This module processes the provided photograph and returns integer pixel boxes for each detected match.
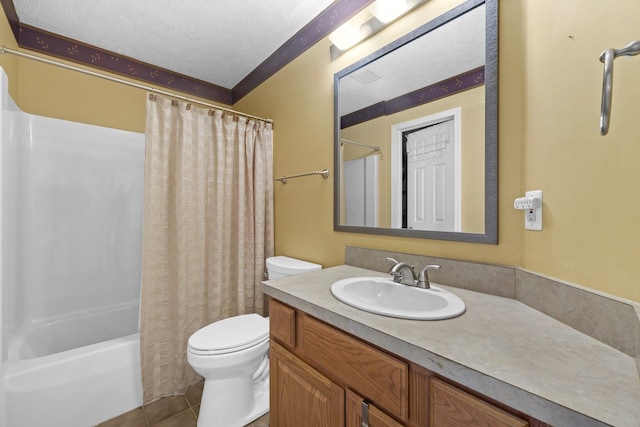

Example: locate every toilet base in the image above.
[238,383,269,426]
[197,377,269,427]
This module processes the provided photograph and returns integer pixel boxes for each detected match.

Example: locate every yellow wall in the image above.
[235,0,522,273]
[0,8,19,100]
[520,0,640,301]
[3,0,639,302]
[341,86,485,231]
[237,0,640,303]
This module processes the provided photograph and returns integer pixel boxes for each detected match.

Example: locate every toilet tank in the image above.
[266,256,321,279]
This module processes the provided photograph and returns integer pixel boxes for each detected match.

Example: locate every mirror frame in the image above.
[333,0,497,244]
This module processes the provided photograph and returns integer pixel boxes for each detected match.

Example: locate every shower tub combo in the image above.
[0,69,145,426]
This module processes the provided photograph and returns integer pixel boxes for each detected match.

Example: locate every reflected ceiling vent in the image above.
[351,69,383,84]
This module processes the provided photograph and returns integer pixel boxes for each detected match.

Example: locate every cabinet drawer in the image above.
[300,314,408,421]
[430,378,528,427]
[269,299,296,349]
[346,389,404,427]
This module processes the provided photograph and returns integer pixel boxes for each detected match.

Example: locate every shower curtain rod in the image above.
[0,45,273,124]
[340,138,381,152]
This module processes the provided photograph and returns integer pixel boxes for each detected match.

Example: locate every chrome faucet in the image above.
[386,257,417,286]
[416,265,441,289]
[387,257,441,288]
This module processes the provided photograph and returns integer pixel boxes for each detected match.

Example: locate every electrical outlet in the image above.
[514,197,541,210]
[514,191,542,230]
[524,190,542,231]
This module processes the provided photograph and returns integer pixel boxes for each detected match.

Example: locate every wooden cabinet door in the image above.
[346,389,405,427]
[300,314,408,421]
[270,341,345,427]
[430,378,528,427]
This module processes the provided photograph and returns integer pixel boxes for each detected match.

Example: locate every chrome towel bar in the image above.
[599,40,640,135]
[275,169,330,184]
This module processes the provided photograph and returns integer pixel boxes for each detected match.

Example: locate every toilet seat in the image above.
[188,314,269,355]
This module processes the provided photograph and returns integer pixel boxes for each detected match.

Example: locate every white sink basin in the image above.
[331,277,466,320]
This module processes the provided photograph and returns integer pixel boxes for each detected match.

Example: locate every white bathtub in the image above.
[3,303,143,427]
[10,301,140,360]
[0,67,145,427]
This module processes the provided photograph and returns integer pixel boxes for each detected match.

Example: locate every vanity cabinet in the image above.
[430,378,528,427]
[298,313,408,421]
[270,340,344,426]
[269,299,545,427]
[346,389,404,427]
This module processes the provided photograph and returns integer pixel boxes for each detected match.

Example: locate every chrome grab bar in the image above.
[599,40,640,135]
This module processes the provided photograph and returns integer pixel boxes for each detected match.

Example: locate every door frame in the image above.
[390,107,461,230]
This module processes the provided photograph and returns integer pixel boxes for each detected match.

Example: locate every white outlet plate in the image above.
[524,190,542,231]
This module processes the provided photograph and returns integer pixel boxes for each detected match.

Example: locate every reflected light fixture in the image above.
[369,0,410,23]
[329,0,427,58]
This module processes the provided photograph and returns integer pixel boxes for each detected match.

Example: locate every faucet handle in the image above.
[386,257,401,281]
[417,265,441,289]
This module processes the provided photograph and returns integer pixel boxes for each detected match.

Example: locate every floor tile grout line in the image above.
[141,405,151,427]
[150,407,195,427]
[183,395,199,419]
[99,381,210,426]
[187,404,199,420]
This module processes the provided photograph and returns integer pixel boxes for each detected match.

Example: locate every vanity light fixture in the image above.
[328,10,374,51]
[329,0,427,58]
[369,0,411,23]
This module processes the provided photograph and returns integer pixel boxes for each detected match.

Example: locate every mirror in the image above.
[334,0,497,244]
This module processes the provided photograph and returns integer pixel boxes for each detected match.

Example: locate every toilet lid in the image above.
[188,314,269,353]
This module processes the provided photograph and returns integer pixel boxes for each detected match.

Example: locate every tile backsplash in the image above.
[345,246,640,362]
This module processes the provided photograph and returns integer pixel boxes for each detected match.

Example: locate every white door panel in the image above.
[406,119,455,231]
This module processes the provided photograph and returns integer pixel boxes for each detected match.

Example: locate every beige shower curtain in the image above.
[140,94,274,404]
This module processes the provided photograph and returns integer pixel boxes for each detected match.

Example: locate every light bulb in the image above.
[369,0,410,24]
[329,16,373,51]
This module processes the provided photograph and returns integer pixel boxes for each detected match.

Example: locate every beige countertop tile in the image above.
[263,265,640,427]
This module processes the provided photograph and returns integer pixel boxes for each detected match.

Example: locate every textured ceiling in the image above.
[5,0,485,109]
[11,0,334,90]
[340,4,485,115]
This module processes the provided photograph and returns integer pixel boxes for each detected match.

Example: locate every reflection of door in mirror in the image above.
[390,105,484,233]
[403,118,457,232]
[343,155,379,227]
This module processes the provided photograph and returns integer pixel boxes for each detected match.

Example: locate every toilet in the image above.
[187,256,321,427]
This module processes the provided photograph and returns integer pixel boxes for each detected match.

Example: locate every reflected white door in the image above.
[405,119,455,231]
[344,155,378,226]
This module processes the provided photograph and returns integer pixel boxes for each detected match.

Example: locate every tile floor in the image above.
[96,381,269,427]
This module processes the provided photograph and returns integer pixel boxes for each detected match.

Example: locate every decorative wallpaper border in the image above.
[341,66,485,129]
[0,0,18,39]
[18,24,234,104]
[233,0,375,101]
[1,0,374,105]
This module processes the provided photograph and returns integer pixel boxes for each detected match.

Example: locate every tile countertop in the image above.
[262,265,640,427]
